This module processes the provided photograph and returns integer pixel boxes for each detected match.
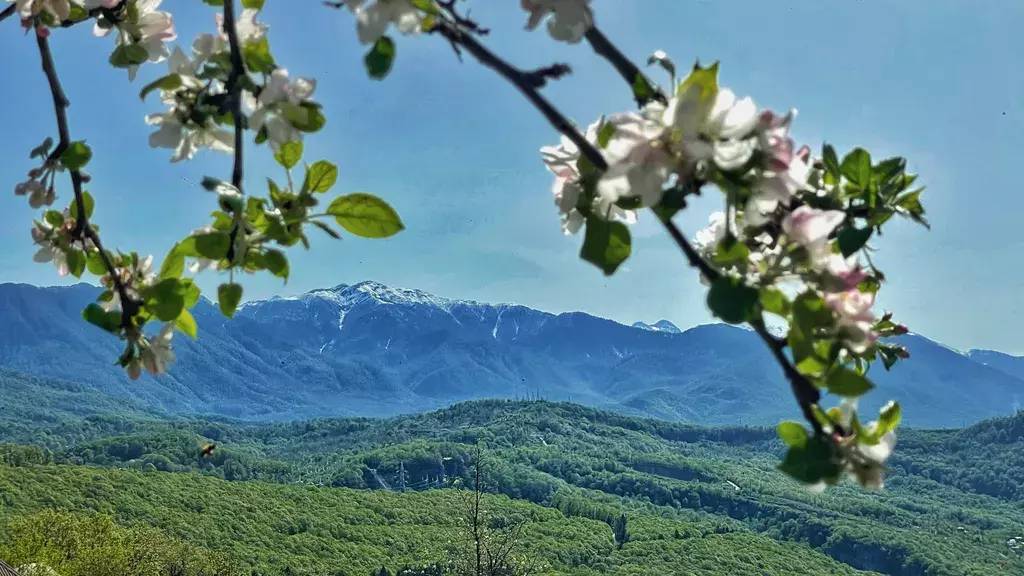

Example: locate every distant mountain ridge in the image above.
[0,280,1021,428]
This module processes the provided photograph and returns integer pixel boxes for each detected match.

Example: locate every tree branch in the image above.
[432,21,607,172]
[583,27,667,106]
[36,31,138,324]
[222,0,246,191]
[0,4,16,24]
[431,17,828,436]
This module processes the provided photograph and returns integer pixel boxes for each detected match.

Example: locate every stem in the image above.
[0,4,15,24]
[36,31,138,324]
[222,0,246,191]
[583,27,667,105]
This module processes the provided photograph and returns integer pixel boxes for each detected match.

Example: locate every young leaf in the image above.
[69,191,95,221]
[365,36,396,80]
[143,278,186,322]
[243,37,275,74]
[109,44,149,68]
[82,303,122,333]
[837,226,872,257]
[66,250,86,278]
[175,309,199,339]
[778,436,841,485]
[159,244,186,280]
[580,217,631,276]
[262,249,289,280]
[139,74,183,101]
[825,367,875,397]
[274,141,303,170]
[777,421,809,449]
[241,0,265,8]
[327,193,405,238]
[218,283,243,318]
[840,147,872,187]
[706,276,759,325]
[193,231,231,260]
[877,400,902,435]
[304,161,338,193]
[60,141,92,171]
[281,103,326,133]
[86,250,108,275]
[822,144,841,179]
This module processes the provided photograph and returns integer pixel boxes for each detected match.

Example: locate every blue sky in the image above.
[1,0,1022,353]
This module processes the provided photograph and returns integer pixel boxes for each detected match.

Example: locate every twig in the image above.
[584,27,667,106]
[431,21,607,173]
[222,0,246,191]
[0,4,16,24]
[36,31,138,323]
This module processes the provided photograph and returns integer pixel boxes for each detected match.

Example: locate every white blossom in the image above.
[825,288,877,354]
[346,0,422,45]
[216,8,267,44]
[30,221,70,277]
[781,206,844,261]
[8,0,70,21]
[140,323,176,376]
[14,179,54,209]
[246,68,317,148]
[521,0,593,44]
[94,0,177,81]
[101,254,156,312]
[145,107,234,163]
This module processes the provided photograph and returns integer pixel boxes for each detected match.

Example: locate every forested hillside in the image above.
[2,400,1023,575]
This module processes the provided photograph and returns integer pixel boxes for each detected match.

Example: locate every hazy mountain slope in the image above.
[0,281,1020,427]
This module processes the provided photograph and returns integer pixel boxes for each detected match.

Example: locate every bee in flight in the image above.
[199,441,217,458]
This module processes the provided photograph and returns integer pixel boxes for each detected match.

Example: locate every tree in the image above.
[0,0,928,490]
[613,514,628,549]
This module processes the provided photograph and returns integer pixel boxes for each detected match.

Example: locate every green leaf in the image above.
[44,210,64,227]
[67,3,88,22]
[706,276,759,325]
[677,60,719,101]
[630,73,658,105]
[597,123,616,149]
[840,148,872,187]
[825,367,875,397]
[160,244,186,280]
[262,249,289,280]
[243,37,275,74]
[193,231,231,259]
[241,0,265,8]
[792,292,833,330]
[411,0,441,15]
[82,303,122,333]
[836,226,872,257]
[69,191,95,221]
[201,0,224,5]
[873,157,906,187]
[218,283,243,318]
[877,400,901,435]
[778,436,840,485]
[143,278,186,322]
[364,36,396,80]
[86,251,108,275]
[777,421,809,449]
[822,144,841,179]
[894,188,929,229]
[304,161,338,193]
[139,74,183,101]
[760,287,790,317]
[60,141,92,171]
[66,250,86,278]
[579,217,631,276]
[274,141,303,170]
[281,103,326,133]
[711,235,750,266]
[109,44,150,68]
[181,280,201,308]
[175,309,199,339]
[327,193,405,239]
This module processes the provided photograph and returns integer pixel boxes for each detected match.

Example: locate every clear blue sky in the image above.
[1,1,1022,353]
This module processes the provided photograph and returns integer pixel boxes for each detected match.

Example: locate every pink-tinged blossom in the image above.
[823,253,869,292]
[824,288,877,354]
[94,0,177,81]
[215,8,267,44]
[781,206,845,256]
[140,323,176,376]
[8,0,70,22]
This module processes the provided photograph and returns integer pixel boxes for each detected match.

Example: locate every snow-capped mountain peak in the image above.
[632,319,681,334]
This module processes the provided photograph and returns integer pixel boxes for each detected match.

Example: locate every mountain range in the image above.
[0,280,1021,428]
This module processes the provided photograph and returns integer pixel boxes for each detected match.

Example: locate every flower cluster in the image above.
[538,59,927,490]
[91,0,177,81]
[30,211,92,276]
